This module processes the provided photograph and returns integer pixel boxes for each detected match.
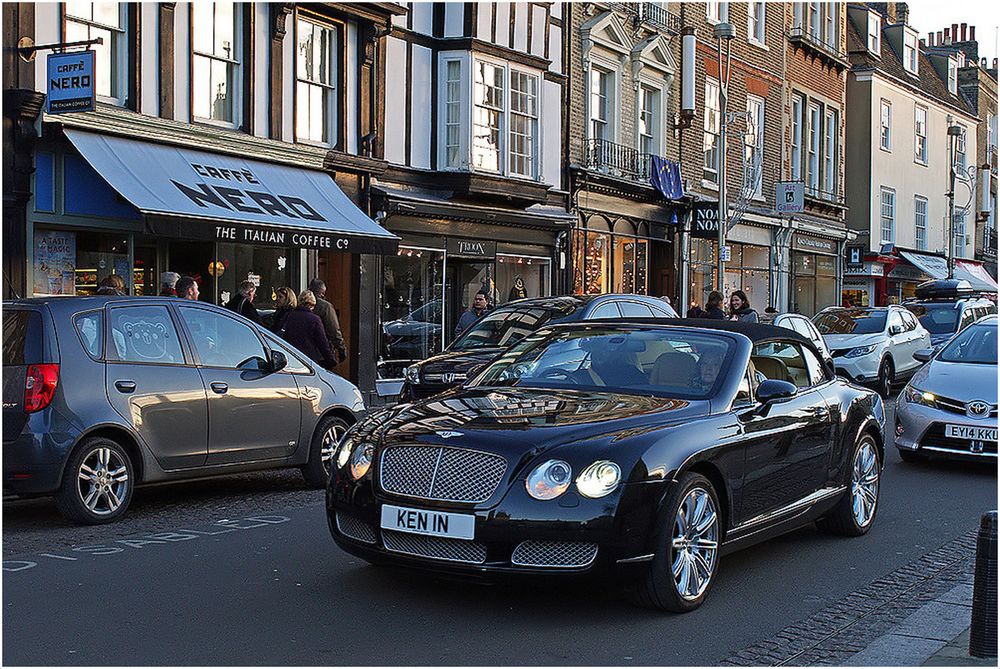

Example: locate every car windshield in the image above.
[904,303,959,334]
[472,327,733,400]
[938,323,998,364]
[814,309,887,335]
[451,300,582,351]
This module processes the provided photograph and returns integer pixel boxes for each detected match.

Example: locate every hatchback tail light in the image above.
[24,364,59,413]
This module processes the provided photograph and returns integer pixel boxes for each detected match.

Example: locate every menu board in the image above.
[33,230,77,296]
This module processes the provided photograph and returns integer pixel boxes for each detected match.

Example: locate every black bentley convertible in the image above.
[327,320,885,612]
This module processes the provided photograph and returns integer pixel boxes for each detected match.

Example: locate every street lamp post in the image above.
[947,124,962,279]
[714,22,735,292]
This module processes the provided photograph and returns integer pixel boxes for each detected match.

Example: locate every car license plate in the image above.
[945,424,998,442]
[380,504,475,540]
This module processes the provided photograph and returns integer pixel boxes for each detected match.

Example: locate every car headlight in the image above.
[336,436,355,469]
[845,344,878,358]
[349,442,375,481]
[904,386,937,408]
[525,460,572,500]
[576,460,622,499]
[403,365,421,384]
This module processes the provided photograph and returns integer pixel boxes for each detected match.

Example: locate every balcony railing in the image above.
[608,2,681,34]
[585,139,655,183]
[804,184,847,206]
[980,228,998,260]
[788,26,850,68]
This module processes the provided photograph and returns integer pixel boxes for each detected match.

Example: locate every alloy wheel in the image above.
[851,439,880,528]
[671,487,719,601]
[76,447,130,516]
[320,423,347,475]
[878,361,892,398]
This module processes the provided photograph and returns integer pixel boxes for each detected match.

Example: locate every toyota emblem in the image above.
[966,401,992,418]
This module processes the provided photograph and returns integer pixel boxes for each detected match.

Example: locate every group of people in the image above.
[686,290,762,323]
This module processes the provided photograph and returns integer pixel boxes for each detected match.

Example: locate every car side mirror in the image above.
[913,348,934,363]
[889,324,903,335]
[757,379,797,405]
[269,349,288,373]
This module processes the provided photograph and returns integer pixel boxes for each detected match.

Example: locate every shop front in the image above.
[790,233,839,316]
[686,212,774,313]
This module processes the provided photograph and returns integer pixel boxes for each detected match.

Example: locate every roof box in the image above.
[914,278,974,300]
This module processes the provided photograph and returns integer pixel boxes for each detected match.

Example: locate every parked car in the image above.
[902,279,996,347]
[759,311,834,371]
[813,305,932,398]
[327,319,884,612]
[2,296,366,524]
[400,294,678,400]
[895,315,997,462]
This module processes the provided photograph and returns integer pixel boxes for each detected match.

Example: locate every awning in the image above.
[899,251,948,279]
[955,260,1000,292]
[64,129,399,254]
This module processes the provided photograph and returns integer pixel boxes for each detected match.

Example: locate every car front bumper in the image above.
[833,353,881,384]
[895,396,998,459]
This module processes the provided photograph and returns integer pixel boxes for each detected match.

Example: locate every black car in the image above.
[400,294,678,400]
[327,319,885,612]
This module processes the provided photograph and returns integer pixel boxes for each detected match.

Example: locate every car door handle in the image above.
[210,382,229,394]
[114,380,136,394]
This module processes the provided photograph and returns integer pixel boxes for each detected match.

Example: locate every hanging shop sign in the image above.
[47,50,96,114]
[792,234,837,256]
[691,202,720,238]
[845,245,864,267]
[447,238,497,260]
[775,182,805,214]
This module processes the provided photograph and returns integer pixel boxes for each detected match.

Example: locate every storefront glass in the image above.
[496,254,550,303]
[690,239,771,310]
[215,244,293,309]
[792,252,837,316]
[33,229,131,296]
[378,247,445,380]
[573,229,610,294]
[612,237,649,294]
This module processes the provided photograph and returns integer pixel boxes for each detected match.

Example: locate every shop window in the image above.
[192,1,241,126]
[214,244,293,309]
[64,2,128,104]
[296,17,339,146]
[573,229,610,295]
[613,235,648,294]
[496,254,550,304]
[379,247,445,380]
[33,229,131,297]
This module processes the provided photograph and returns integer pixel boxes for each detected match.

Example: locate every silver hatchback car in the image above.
[895,315,998,462]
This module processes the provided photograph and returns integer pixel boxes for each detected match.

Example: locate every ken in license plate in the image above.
[380,504,475,540]
[944,424,998,442]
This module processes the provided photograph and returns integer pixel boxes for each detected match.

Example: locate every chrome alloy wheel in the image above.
[851,439,880,528]
[671,487,719,601]
[76,447,130,516]
[320,423,347,475]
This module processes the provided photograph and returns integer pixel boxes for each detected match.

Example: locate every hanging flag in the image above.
[650,155,684,201]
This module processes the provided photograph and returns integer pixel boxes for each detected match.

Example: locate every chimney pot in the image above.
[970,26,976,41]
[952,23,959,40]
[944,28,951,44]
[961,23,967,41]
[938,30,944,44]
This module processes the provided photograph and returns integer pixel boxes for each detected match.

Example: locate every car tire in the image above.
[876,358,894,398]
[55,437,135,525]
[818,433,881,537]
[898,448,925,464]
[301,415,350,488]
[630,472,722,613]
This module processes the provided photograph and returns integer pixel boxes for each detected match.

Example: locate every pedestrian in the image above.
[279,290,336,368]
[225,280,261,324]
[308,278,348,365]
[764,306,778,315]
[269,286,297,335]
[728,290,759,323]
[159,271,180,297]
[686,303,706,319]
[96,274,127,296]
[455,290,490,338]
[704,291,727,319]
[175,276,199,300]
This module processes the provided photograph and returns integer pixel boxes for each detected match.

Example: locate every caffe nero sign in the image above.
[62,130,400,254]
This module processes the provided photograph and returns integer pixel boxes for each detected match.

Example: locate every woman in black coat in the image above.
[278,290,336,368]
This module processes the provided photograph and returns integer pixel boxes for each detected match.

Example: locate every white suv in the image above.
[813,305,932,398]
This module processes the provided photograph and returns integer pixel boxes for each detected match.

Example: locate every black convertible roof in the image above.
[577,317,816,348]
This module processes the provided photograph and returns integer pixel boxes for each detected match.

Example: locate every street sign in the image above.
[720,245,731,262]
[46,50,95,114]
[775,181,804,214]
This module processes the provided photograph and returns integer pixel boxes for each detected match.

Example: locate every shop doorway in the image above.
[167,241,215,302]
[446,259,494,342]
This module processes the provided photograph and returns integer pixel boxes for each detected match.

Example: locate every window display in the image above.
[496,254,550,304]
[378,247,445,380]
[33,229,130,296]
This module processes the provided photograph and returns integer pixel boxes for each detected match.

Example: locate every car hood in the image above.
[359,386,710,462]
[418,348,506,377]
[824,333,883,351]
[910,360,998,404]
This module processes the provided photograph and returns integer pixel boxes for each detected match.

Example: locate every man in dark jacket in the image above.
[455,291,490,339]
[281,290,337,368]
[308,278,348,365]
[225,280,261,324]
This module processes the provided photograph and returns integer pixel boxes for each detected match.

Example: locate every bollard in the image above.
[970,510,997,658]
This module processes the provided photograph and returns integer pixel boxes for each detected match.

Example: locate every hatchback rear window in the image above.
[3,310,45,366]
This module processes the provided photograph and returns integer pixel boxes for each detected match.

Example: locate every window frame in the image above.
[706,2,729,24]
[637,80,664,157]
[190,1,244,129]
[745,94,765,198]
[947,57,958,94]
[823,107,838,195]
[903,30,918,74]
[747,1,766,46]
[880,186,896,245]
[879,99,891,152]
[914,105,928,164]
[954,124,967,171]
[588,59,618,144]
[915,195,928,251]
[867,12,881,55]
[790,92,805,181]
[703,77,721,184]
[62,2,129,106]
[807,101,821,192]
[293,14,343,148]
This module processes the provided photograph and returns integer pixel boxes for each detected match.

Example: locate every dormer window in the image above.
[867,13,881,55]
[903,30,918,74]
[947,57,958,94]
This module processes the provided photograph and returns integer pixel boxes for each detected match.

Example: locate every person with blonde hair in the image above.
[275,289,336,367]
[269,287,297,335]
[96,274,127,295]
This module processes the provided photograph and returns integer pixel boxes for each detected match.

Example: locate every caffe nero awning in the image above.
[63,129,399,254]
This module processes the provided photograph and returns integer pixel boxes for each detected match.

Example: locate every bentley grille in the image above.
[336,512,377,544]
[379,445,507,503]
[511,540,599,568]
[382,529,487,564]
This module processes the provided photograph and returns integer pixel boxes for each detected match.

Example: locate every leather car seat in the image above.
[650,351,697,387]
[750,355,792,384]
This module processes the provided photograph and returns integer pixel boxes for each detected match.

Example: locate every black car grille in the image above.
[408,382,451,399]
[380,445,507,503]
[381,529,487,564]
[511,540,599,568]
[336,512,377,544]
[920,423,998,455]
